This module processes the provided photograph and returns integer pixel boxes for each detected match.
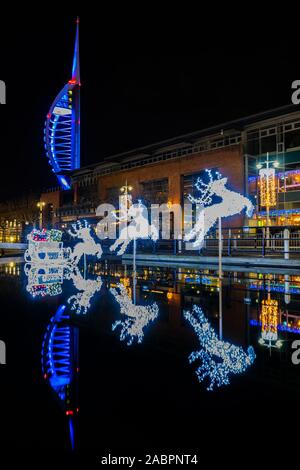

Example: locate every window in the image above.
[140,179,168,205]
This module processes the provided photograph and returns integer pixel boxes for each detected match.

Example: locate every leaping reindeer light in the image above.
[184,170,254,248]
[110,200,159,256]
[68,220,103,264]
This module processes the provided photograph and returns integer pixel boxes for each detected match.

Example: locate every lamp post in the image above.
[218,216,223,340]
[37,201,45,229]
[120,181,135,302]
[120,180,133,210]
[256,153,278,249]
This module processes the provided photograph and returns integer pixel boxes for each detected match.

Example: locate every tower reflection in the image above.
[41,305,79,450]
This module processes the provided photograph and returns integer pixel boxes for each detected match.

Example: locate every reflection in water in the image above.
[259,295,282,349]
[24,225,104,314]
[67,267,103,315]
[110,283,159,345]
[10,257,299,450]
[24,264,66,297]
[41,304,79,450]
[184,305,255,391]
[25,262,102,315]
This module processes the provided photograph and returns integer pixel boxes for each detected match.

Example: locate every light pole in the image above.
[120,180,133,210]
[256,152,278,249]
[120,182,135,302]
[37,201,45,229]
[218,216,223,340]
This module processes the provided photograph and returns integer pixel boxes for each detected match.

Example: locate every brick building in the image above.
[40,104,300,230]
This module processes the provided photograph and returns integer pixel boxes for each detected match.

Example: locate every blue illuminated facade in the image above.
[44,19,81,190]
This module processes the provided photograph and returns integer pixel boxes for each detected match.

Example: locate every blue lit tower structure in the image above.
[44,18,81,190]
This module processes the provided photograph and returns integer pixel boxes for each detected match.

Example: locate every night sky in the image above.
[0,14,298,199]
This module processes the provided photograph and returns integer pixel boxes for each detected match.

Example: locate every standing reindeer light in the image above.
[184,170,254,248]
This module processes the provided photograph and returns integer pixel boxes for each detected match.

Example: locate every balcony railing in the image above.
[55,202,97,218]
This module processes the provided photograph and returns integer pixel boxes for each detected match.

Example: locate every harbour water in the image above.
[0,259,299,463]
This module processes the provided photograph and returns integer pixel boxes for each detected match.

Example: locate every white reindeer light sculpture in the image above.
[110,200,158,256]
[68,220,103,264]
[184,170,254,248]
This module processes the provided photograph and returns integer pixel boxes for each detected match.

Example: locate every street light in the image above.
[37,201,46,229]
[119,180,133,213]
[120,184,133,193]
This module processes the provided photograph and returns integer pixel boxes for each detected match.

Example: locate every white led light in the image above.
[110,200,158,255]
[110,283,158,345]
[184,170,254,248]
[184,305,255,391]
[25,229,72,264]
[24,264,65,298]
[68,220,103,264]
[67,267,102,315]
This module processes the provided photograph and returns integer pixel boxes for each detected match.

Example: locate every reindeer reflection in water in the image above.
[67,267,103,315]
[110,200,159,256]
[184,305,255,391]
[185,170,254,248]
[110,283,158,345]
[65,220,103,314]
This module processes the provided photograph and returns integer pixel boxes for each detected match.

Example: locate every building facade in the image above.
[40,105,300,233]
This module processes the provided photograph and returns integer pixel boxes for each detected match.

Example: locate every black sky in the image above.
[0,13,299,200]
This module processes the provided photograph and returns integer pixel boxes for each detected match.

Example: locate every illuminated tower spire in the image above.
[72,17,80,84]
[44,18,81,190]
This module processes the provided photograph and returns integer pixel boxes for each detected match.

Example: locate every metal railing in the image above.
[134,226,300,258]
